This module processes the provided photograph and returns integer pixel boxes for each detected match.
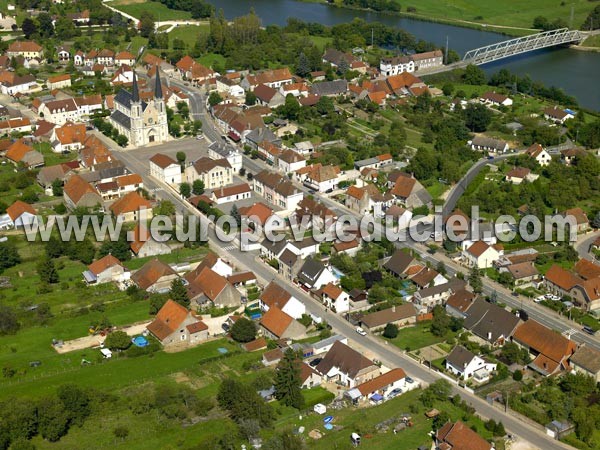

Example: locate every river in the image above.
[207,0,600,111]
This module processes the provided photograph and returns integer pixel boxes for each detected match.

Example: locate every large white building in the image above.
[109,71,169,147]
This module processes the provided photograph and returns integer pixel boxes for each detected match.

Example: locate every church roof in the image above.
[110,110,131,129]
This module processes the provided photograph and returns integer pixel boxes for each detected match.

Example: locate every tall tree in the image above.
[37,397,69,442]
[0,241,20,273]
[296,52,310,77]
[274,349,305,409]
[139,11,156,38]
[21,18,37,39]
[192,179,205,195]
[230,317,256,343]
[230,204,241,227]
[37,256,59,284]
[179,182,191,198]
[169,278,189,307]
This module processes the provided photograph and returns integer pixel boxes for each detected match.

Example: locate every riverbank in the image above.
[297,0,593,38]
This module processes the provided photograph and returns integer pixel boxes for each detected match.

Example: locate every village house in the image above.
[315,341,380,388]
[110,191,153,223]
[210,183,251,204]
[238,202,273,228]
[115,51,136,67]
[185,157,232,189]
[544,264,582,299]
[354,153,393,171]
[278,149,306,173]
[345,368,407,404]
[525,143,552,166]
[300,363,322,389]
[480,91,513,107]
[412,279,466,312]
[461,241,503,269]
[332,239,361,257]
[383,250,416,278]
[0,200,37,229]
[297,258,338,290]
[505,167,539,185]
[359,303,417,333]
[295,196,338,232]
[345,184,392,217]
[130,224,172,257]
[319,282,350,313]
[278,248,302,282]
[259,306,307,340]
[409,266,448,289]
[379,55,415,76]
[5,139,43,168]
[445,345,497,382]
[563,207,590,233]
[470,136,509,153]
[47,74,71,90]
[50,122,86,153]
[63,174,102,209]
[82,254,129,285]
[560,148,586,166]
[253,170,304,211]
[388,171,432,209]
[310,79,348,97]
[500,261,539,287]
[544,106,574,124]
[445,289,476,319]
[570,345,600,383]
[241,68,293,90]
[186,266,240,308]
[254,84,285,108]
[0,117,32,135]
[111,65,134,86]
[6,41,43,60]
[435,421,493,450]
[303,164,340,193]
[0,72,37,95]
[149,153,182,185]
[462,299,521,347]
[131,258,179,293]
[208,141,243,173]
[512,319,577,376]
[258,281,306,319]
[147,300,209,347]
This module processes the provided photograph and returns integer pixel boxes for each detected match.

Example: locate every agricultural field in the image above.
[111,0,192,21]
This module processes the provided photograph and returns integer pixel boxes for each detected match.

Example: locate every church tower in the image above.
[153,66,169,142]
[130,70,143,146]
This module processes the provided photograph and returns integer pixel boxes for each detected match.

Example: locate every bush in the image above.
[512,370,523,381]
[383,323,398,338]
[230,318,257,343]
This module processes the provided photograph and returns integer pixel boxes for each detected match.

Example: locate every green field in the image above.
[168,23,210,49]
[111,0,192,21]
[387,322,453,352]
[582,35,600,48]
[328,0,596,31]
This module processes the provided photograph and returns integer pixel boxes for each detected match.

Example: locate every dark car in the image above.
[512,291,519,297]
[309,358,322,367]
[583,326,596,335]
[221,323,230,332]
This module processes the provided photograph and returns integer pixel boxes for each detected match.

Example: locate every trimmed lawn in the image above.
[111,0,192,20]
[197,52,227,70]
[387,322,450,352]
[168,24,209,50]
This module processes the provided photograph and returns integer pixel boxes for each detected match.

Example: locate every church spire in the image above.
[154,65,163,99]
[132,70,139,103]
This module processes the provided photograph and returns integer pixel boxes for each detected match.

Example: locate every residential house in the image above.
[563,207,590,233]
[293,141,314,155]
[525,143,552,166]
[320,283,350,313]
[147,299,209,346]
[435,421,493,450]
[175,56,215,85]
[210,183,251,204]
[332,239,361,257]
[359,303,417,333]
[462,299,522,347]
[47,74,71,90]
[0,72,37,95]
[241,68,293,90]
[462,241,502,269]
[186,266,240,308]
[239,202,274,228]
[36,162,77,190]
[560,148,586,166]
[5,139,43,168]
[409,50,444,70]
[258,281,306,319]
[409,267,447,289]
[346,368,407,404]
[185,157,232,189]
[254,84,285,108]
[544,106,574,124]
[6,41,43,60]
[379,55,415,76]
[0,200,37,229]
[50,122,86,153]
[208,141,243,173]
[187,251,233,279]
[278,248,302,282]
[309,80,348,97]
[294,196,337,232]
[297,258,337,290]
[110,191,152,222]
[501,262,539,287]
[114,51,136,67]
[303,164,340,193]
[383,250,415,278]
[131,258,178,293]
[445,289,476,319]
[259,306,307,340]
[505,167,538,185]
[285,237,321,260]
[110,64,134,86]
[512,319,577,376]
[354,154,393,171]
[246,127,282,150]
[346,184,392,217]
[63,174,102,209]
[315,341,380,388]
[0,117,33,134]
[388,172,432,208]
[253,170,304,211]
[570,345,600,383]
[412,279,466,312]
[130,224,172,257]
[470,136,509,153]
[149,153,181,185]
[445,345,497,382]
[300,363,322,389]
[278,149,306,173]
[82,254,129,285]
[480,91,513,107]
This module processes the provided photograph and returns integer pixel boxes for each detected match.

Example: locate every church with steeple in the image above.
[109,69,169,147]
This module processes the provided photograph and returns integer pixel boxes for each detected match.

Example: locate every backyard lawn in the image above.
[387,322,452,352]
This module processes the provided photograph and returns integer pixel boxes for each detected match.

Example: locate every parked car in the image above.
[582,326,596,335]
[355,327,367,336]
[405,376,414,384]
[309,357,322,367]
[534,295,545,303]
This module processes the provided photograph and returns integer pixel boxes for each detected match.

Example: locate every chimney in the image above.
[487,332,492,340]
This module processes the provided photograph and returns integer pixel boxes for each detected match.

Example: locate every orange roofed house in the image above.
[512,319,577,376]
[63,174,102,209]
[146,300,209,346]
[109,191,152,222]
[5,139,44,168]
[82,254,130,285]
[186,266,241,308]
[259,305,307,340]
[435,421,492,450]
[345,368,407,404]
[129,224,172,258]
[0,200,37,229]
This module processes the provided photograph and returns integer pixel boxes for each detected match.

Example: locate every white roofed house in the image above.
[82,254,130,285]
[480,91,513,107]
[445,345,497,382]
[149,153,182,185]
[208,141,243,173]
[525,143,552,166]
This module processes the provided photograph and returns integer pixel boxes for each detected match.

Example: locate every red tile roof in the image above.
[147,299,189,340]
[87,254,123,276]
[513,319,576,367]
[6,200,35,221]
[356,368,406,396]
[436,421,492,450]
[260,306,294,338]
[110,191,152,216]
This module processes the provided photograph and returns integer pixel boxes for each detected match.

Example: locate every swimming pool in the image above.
[331,266,345,280]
